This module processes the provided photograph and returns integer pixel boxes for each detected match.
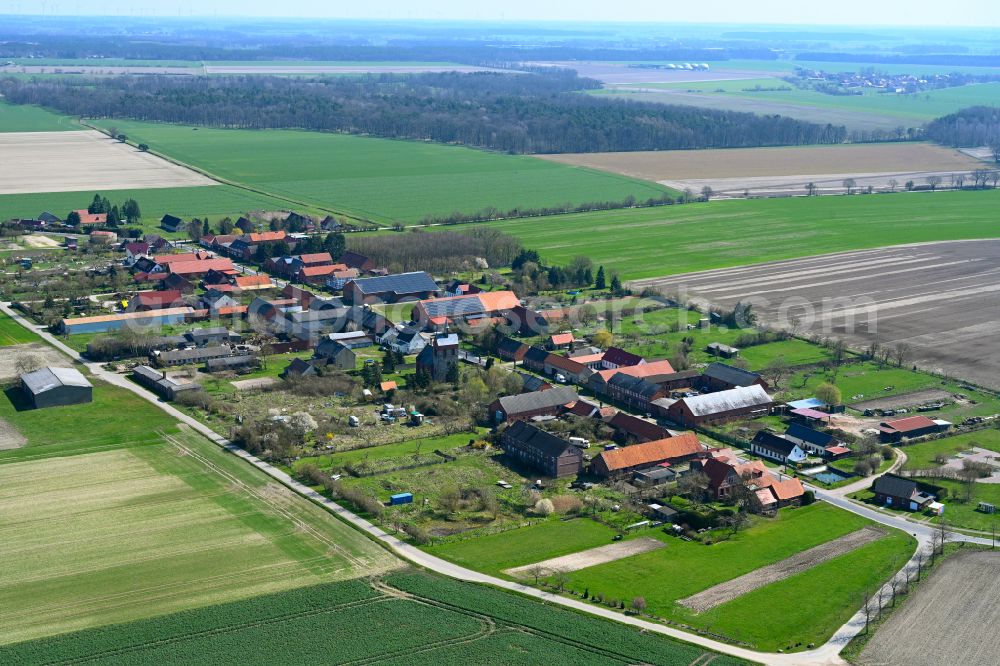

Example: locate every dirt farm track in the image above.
[858,550,1000,666]
[632,240,1000,390]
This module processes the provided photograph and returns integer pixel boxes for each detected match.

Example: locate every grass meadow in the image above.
[901,428,1000,471]
[482,188,1000,280]
[87,119,668,225]
[550,503,915,651]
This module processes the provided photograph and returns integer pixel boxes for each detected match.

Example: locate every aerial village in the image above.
[5,205,986,552]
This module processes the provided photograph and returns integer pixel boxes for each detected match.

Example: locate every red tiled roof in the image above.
[298,252,333,265]
[550,333,575,345]
[248,231,286,243]
[136,289,183,307]
[607,412,670,441]
[380,380,398,392]
[770,477,805,501]
[299,265,339,277]
[168,258,235,276]
[545,354,586,374]
[595,359,674,383]
[602,347,645,368]
[825,445,851,455]
[214,305,248,316]
[234,275,273,288]
[880,415,938,433]
[73,209,106,225]
[598,433,702,472]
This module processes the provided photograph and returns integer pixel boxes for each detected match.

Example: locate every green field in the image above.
[482,189,1000,280]
[85,120,668,225]
[0,312,40,346]
[550,503,914,651]
[617,79,1000,122]
[0,102,79,132]
[292,430,486,471]
[0,184,296,235]
[0,419,395,646]
[0,573,748,666]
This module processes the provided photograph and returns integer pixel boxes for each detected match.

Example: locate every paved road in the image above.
[3,302,987,666]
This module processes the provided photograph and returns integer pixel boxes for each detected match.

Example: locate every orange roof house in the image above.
[72,210,107,225]
[592,433,703,478]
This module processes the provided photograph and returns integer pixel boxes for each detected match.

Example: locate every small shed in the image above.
[20,366,93,409]
[389,492,413,506]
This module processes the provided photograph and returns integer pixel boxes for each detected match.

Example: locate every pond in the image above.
[807,466,856,485]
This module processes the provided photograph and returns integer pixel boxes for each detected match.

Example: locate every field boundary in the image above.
[678,526,885,613]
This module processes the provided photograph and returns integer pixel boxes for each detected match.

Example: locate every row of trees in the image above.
[348,227,522,274]
[925,106,1000,150]
[0,72,849,154]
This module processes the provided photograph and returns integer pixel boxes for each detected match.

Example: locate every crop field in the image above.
[0,572,748,666]
[550,503,915,651]
[634,241,1000,390]
[0,131,214,195]
[858,550,1000,666]
[85,119,668,224]
[483,188,1000,281]
[0,102,79,132]
[539,142,982,196]
[0,423,397,646]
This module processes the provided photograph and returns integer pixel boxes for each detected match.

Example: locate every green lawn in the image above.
[0,101,79,132]
[902,429,1000,471]
[0,423,396,646]
[85,120,668,225]
[556,503,913,649]
[0,572,748,666]
[0,184,296,237]
[0,312,40,346]
[0,375,182,462]
[482,188,1000,281]
[426,517,621,576]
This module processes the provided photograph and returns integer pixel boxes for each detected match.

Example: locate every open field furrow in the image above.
[633,240,1000,389]
[506,537,666,577]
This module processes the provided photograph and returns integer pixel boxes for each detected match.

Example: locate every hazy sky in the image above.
[3,0,1000,27]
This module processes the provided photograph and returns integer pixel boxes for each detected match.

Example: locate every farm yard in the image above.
[86,119,669,225]
[0,572,749,666]
[0,131,215,195]
[483,187,1000,281]
[632,240,1000,390]
[539,142,983,197]
[857,549,1000,666]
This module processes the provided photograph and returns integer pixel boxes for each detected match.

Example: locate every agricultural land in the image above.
[86,119,669,225]
[540,142,983,197]
[858,549,1000,666]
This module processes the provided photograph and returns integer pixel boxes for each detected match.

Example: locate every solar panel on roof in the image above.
[421,296,485,318]
[352,272,437,295]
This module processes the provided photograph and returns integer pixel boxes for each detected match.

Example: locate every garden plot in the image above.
[859,550,1000,666]
[850,388,958,412]
[679,526,885,613]
[0,130,214,195]
[505,537,665,577]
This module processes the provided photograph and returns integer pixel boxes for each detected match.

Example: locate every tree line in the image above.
[0,72,848,154]
[925,106,1000,152]
[346,227,523,274]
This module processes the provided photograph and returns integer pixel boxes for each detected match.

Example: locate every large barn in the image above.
[20,366,93,409]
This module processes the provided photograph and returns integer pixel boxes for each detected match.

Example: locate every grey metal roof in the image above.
[608,373,662,399]
[21,366,92,394]
[680,385,772,416]
[349,271,437,296]
[157,346,231,364]
[523,346,550,364]
[497,385,578,416]
[206,356,256,370]
[703,362,762,387]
